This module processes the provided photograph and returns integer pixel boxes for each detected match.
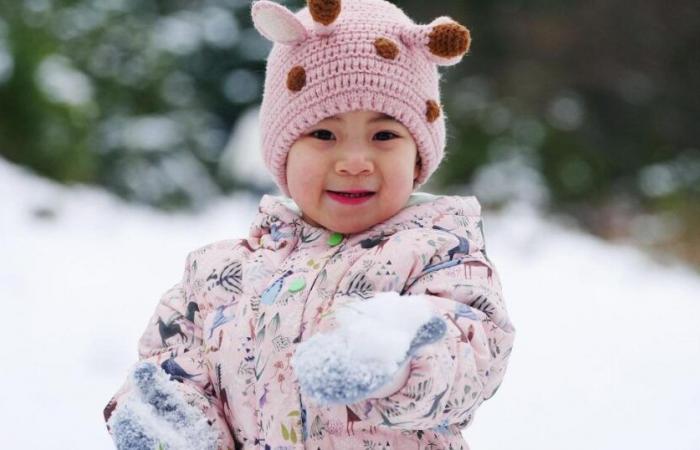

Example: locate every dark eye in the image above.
[310,129,335,140]
[374,131,399,141]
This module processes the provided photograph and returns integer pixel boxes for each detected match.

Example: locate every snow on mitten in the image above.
[108,362,219,450]
[291,291,447,405]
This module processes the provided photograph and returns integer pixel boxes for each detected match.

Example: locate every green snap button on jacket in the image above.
[328,232,344,246]
[288,278,306,293]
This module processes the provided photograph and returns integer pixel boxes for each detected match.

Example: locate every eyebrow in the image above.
[323,113,398,123]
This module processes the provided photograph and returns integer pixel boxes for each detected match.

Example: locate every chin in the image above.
[329,220,370,235]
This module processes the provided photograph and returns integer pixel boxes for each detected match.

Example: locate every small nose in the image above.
[335,148,374,176]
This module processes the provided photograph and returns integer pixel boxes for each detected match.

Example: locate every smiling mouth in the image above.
[326,190,375,198]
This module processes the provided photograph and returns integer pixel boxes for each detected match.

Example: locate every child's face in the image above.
[286,110,420,234]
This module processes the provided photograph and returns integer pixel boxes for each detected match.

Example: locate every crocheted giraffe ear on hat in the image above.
[252,0,342,42]
[251,0,309,45]
[401,16,471,66]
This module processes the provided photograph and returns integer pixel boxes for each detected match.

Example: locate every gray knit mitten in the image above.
[109,362,218,450]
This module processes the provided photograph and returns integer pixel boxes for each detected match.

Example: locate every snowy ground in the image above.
[1,157,699,449]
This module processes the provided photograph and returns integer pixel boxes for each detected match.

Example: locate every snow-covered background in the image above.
[1,157,699,449]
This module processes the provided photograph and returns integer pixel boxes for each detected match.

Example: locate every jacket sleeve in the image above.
[347,217,516,431]
[103,250,235,449]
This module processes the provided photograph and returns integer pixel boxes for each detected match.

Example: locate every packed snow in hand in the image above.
[291,291,447,404]
[109,362,219,450]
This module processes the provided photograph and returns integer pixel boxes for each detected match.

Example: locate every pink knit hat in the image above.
[251,0,471,196]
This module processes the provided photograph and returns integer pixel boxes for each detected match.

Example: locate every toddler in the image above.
[103,0,516,449]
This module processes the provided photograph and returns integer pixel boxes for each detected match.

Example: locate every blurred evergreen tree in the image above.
[396,0,700,266]
[0,0,698,264]
[0,0,269,210]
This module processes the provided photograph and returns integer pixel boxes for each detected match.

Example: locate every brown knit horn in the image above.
[428,22,471,59]
[307,0,342,26]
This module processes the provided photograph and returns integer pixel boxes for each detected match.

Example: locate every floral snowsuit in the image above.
[104,192,515,449]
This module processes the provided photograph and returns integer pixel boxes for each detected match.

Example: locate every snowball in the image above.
[291,291,446,404]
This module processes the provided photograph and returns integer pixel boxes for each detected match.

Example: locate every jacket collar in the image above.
[248,192,481,250]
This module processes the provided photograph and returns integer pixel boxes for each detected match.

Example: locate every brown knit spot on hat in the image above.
[307,0,342,26]
[428,22,471,59]
[287,66,306,92]
[426,100,441,122]
[374,37,400,60]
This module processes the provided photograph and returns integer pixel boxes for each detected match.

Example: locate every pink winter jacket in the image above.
[104,192,515,450]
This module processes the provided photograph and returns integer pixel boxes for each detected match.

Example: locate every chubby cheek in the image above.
[287,155,321,201]
[386,160,417,191]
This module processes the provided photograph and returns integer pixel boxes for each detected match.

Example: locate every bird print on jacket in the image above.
[104,192,515,450]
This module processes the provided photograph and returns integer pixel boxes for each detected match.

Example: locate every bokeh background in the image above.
[2,0,698,268]
[1,0,699,449]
